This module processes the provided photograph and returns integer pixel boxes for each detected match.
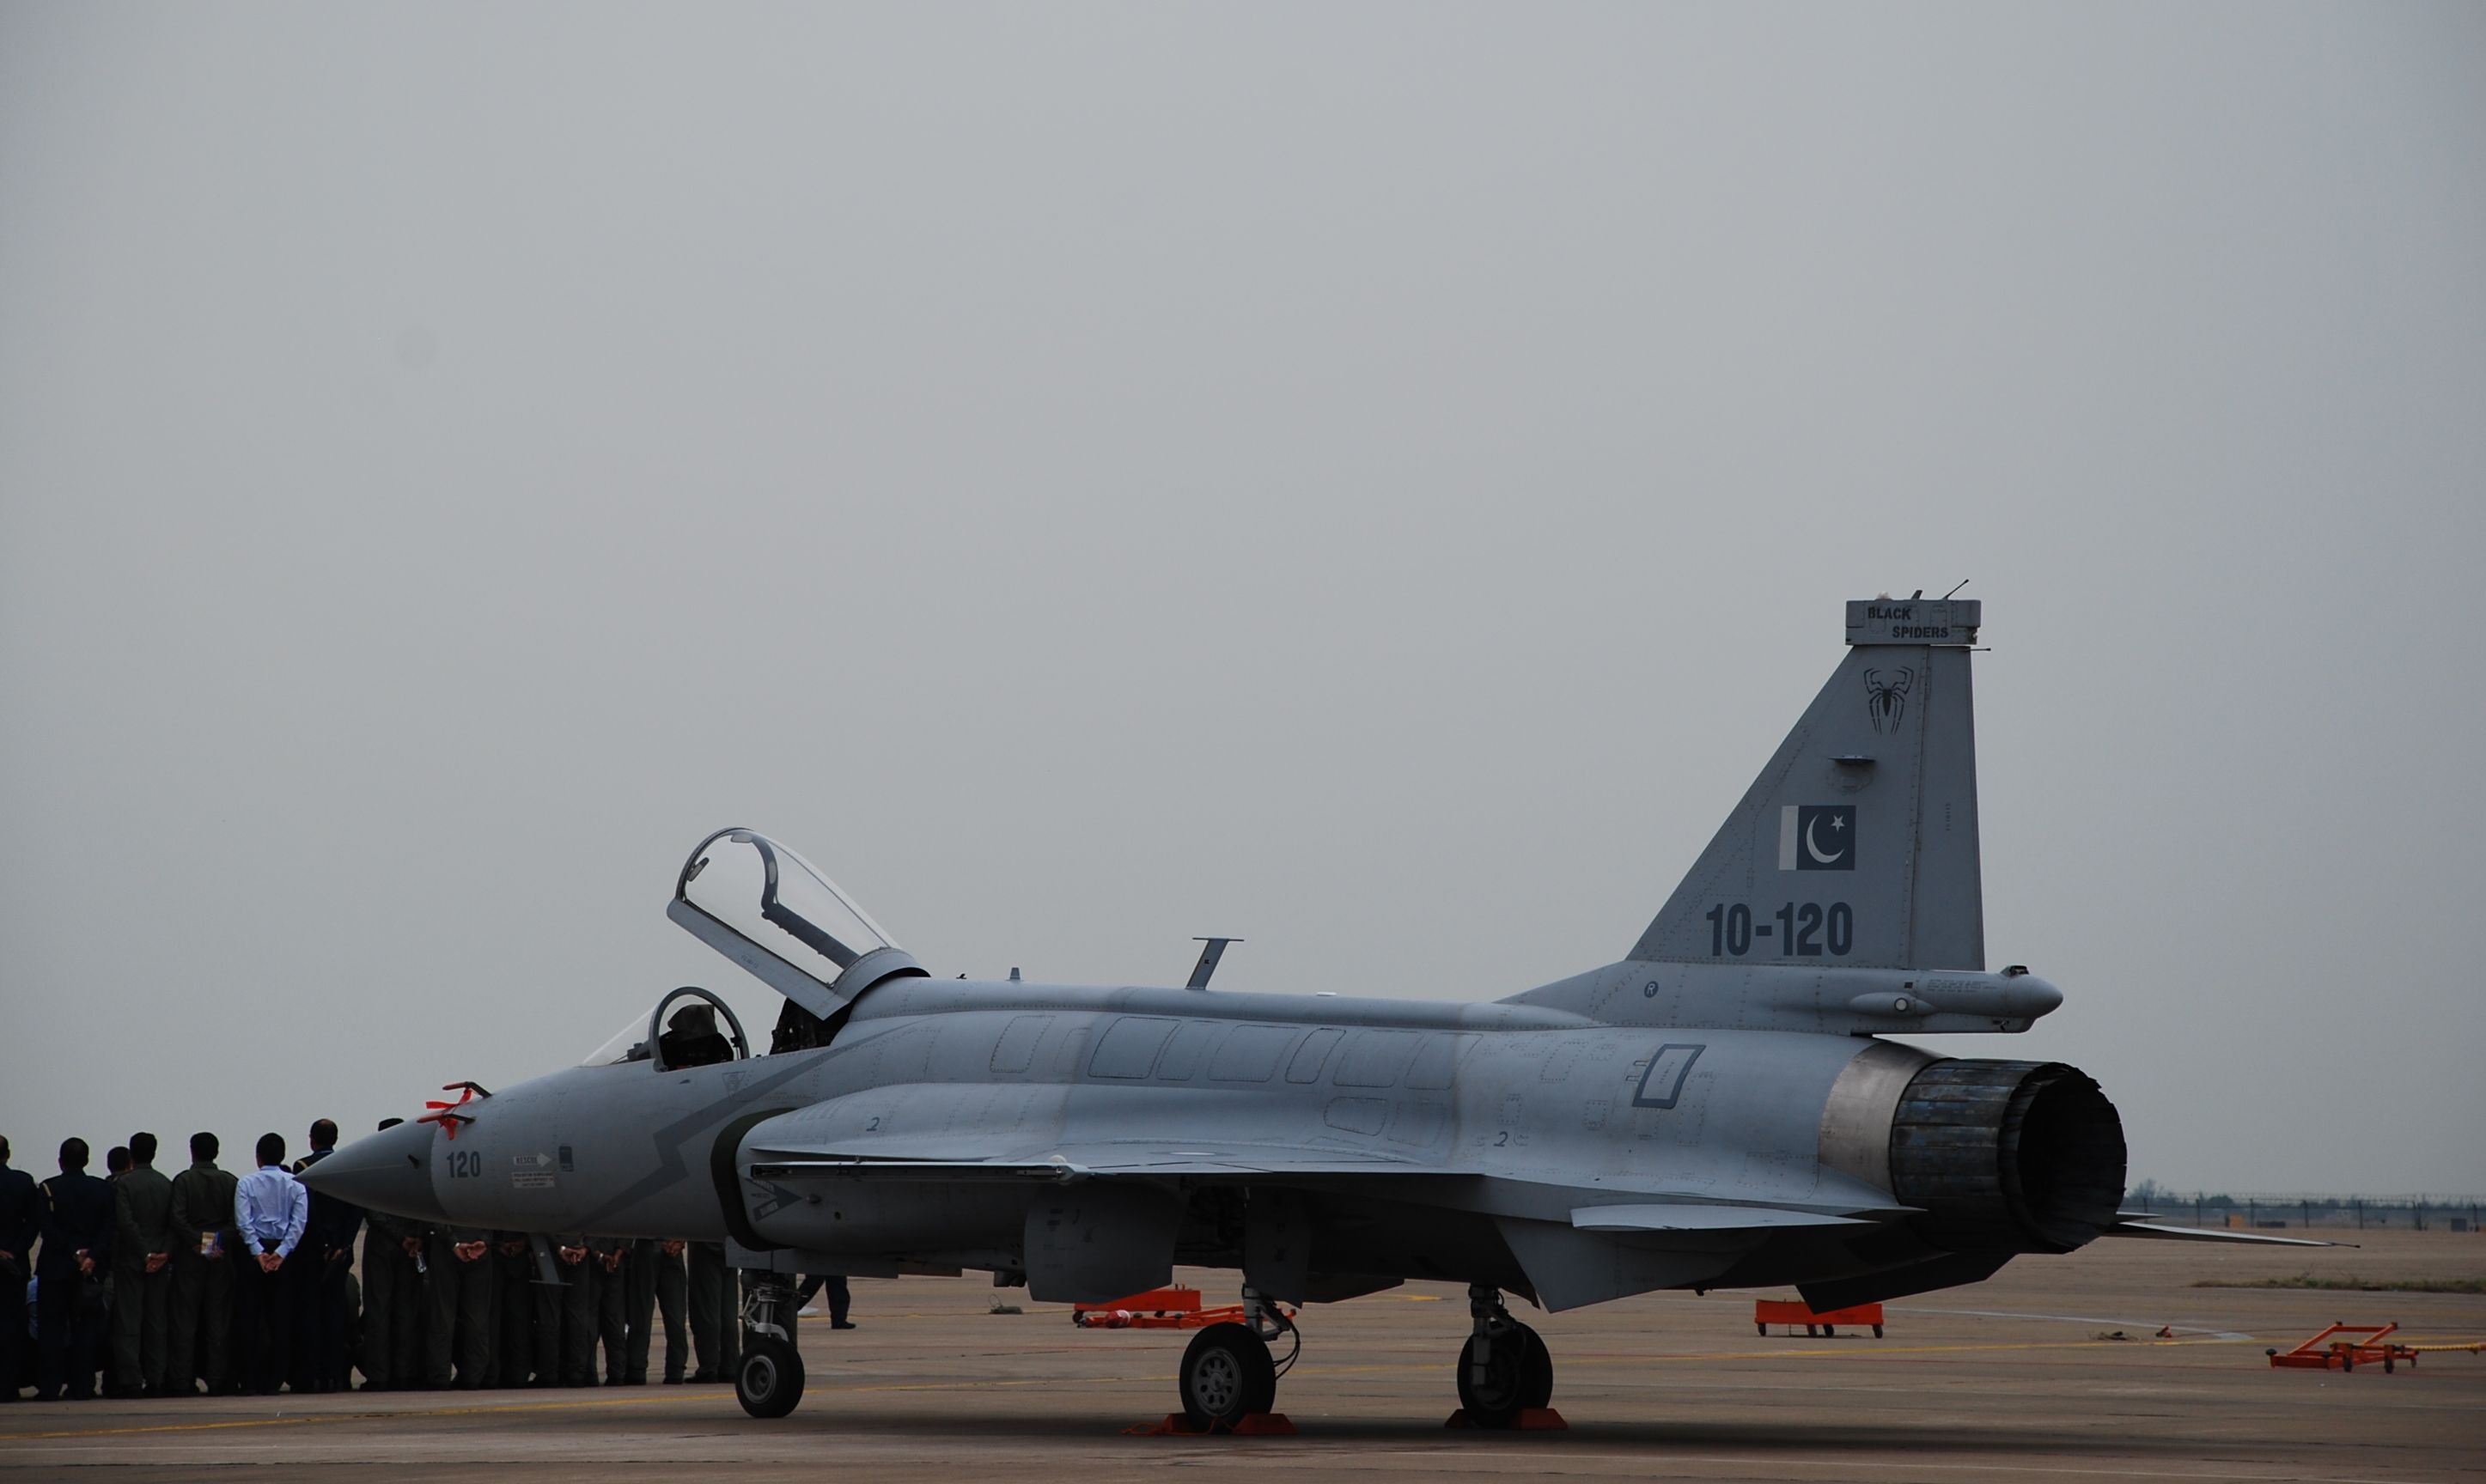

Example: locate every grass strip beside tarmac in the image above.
[2190,1275,2486,1293]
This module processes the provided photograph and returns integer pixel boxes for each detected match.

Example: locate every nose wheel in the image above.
[735,1275,805,1419]
[1455,1285,1555,1429]
[736,1333,805,1418]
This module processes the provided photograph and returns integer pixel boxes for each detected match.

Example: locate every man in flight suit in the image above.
[686,1241,740,1383]
[291,1120,362,1392]
[590,1238,630,1384]
[356,1120,428,1390]
[793,1271,855,1332]
[539,1233,604,1386]
[0,1136,40,1401]
[424,1224,495,1390]
[623,1238,687,1384]
[165,1133,236,1396]
[491,1232,533,1387]
[34,1138,115,1401]
[109,1132,175,1397]
[659,1001,734,1068]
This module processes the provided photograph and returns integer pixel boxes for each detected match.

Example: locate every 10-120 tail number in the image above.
[1705,902,1854,957]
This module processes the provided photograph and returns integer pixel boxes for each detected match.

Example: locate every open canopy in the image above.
[667,827,920,1019]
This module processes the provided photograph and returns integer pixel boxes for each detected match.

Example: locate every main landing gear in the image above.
[1455,1284,1554,1429]
[736,1275,805,1419]
[1175,1286,1298,1431]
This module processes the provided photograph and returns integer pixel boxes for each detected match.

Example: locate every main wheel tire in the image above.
[735,1334,805,1419]
[1515,1323,1554,1411]
[1178,1322,1277,1431]
[1456,1329,1528,1430]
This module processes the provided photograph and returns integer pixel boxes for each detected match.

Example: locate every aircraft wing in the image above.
[738,1082,1913,1247]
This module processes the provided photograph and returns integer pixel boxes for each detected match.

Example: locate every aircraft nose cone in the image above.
[299,1118,446,1222]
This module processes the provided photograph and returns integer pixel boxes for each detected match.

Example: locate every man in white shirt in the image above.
[230,1134,305,1396]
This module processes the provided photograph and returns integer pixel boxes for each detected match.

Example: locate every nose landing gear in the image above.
[736,1274,805,1419]
[1454,1284,1554,1430]
[1173,1286,1297,1432]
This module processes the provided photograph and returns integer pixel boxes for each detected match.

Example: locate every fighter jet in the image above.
[307,597,2308,1426]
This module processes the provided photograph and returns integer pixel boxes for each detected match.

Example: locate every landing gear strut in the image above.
[736,1274,805,1419]
[1174,1286,1296,1431]
[1456,1284,1553,1429]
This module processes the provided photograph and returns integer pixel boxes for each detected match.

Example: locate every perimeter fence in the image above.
[2121,1185,2486,1233]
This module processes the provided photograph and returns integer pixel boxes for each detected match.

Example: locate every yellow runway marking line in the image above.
[0,1389,727,1443]
[2,1334,2258,1443]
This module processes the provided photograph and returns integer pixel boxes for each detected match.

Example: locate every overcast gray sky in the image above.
[3,3,2480,1195]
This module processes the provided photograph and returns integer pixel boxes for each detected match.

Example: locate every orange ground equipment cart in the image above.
[1754,1298,1886,1337]
[1073,1286,1295,1330]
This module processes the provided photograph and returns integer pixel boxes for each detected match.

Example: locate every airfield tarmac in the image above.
[4,1229,2479,1483]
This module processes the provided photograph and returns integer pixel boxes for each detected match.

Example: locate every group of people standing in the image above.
[2,1122,852,1402]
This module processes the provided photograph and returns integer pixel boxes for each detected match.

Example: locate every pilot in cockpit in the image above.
[659,1002,734,1068]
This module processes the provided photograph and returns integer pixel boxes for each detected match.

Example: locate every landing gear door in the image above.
[667,828,906,1019]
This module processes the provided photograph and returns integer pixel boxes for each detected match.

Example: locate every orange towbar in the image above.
[2269,1322,2421,1372]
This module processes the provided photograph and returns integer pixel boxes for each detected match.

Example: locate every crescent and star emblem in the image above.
[1778,804,1857,873]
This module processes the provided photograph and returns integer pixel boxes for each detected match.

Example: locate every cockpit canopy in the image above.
[666,827,923,1019]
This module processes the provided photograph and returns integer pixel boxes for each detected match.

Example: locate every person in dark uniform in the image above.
[356,1120,428,1391]
[539,1234,604,1386]
[792,1272,855,1332]
[423,1225,494,1390]
[659,1002,734,1068]
[685,1241,740,1382]
[623,1238,687,1384]
[165,1133,236,1396]
[591,1238,629,1384]
[34,1138,115,1402]
[291,1121,362,1392]
[94,1150,128,1397]
[0,1136,40,1401]
[490,1232,533,1387]
[109,1133,175,1397]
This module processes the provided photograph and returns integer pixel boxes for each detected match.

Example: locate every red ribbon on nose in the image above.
[417,1083,478,1140]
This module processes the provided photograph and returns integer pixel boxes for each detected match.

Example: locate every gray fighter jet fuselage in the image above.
[309,599,2299,1426]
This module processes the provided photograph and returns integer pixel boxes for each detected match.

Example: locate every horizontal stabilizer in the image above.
[2104,1219,2340,1249]
[1571,1203,1876,1233]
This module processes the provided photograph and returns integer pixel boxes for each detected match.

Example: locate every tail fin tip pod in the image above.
[1630,598,1986,970]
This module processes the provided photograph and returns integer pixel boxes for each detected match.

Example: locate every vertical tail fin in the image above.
[1630,599,1985,970]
